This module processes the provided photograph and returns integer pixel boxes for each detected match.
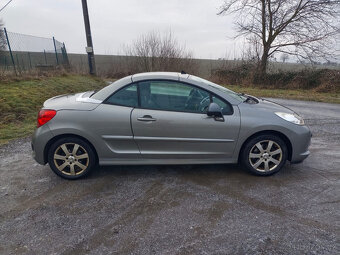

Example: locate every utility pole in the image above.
[81,0,96,75]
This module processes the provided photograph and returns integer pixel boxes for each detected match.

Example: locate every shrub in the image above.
[212,65,340,93]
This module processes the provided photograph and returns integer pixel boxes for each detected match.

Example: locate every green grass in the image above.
[0,75,106,145]
[225,85,340,104]
[0,75,338,145]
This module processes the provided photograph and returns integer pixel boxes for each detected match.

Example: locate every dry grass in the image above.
[0,73,338,145]
[225,84,340,104]
[0,75,106,145]
[213,67,340,94]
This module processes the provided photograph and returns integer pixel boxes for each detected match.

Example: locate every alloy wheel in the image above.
[248,140,283,172]
[53,143,89,176]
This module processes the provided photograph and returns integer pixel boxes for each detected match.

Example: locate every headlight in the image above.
[275,112,305,125]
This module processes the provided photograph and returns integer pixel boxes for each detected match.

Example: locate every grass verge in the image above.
[226,85,340,104]
[0,75,338,145]
[0,75,106,145]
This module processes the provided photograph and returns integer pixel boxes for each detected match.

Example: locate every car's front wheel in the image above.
[241,134,288,176]
[48,137,96,180]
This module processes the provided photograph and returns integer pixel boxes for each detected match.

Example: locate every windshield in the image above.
[189,75,247,102]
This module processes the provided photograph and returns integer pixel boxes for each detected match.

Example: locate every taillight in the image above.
[37,109,56,128]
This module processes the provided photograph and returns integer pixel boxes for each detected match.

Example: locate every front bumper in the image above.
[290,125,312,164]
[291,150,310,164]
[31,124,54,165]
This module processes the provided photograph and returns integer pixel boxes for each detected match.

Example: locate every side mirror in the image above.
[207,103,224,121]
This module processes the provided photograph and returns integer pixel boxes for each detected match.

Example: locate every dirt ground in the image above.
[0,99,339,255]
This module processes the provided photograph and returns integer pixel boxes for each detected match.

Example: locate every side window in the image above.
[139,80,210,113]
[212,96,233,115]
[105,84,138,107]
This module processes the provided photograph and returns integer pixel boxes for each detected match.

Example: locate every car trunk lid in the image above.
[43,91,102,111]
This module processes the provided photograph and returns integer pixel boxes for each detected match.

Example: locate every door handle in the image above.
[137,115,156,122]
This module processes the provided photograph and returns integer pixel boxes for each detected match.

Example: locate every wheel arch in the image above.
[238,130,292,162]
[43,134,99,165]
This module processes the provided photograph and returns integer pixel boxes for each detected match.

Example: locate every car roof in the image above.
[131,72,189,82]
[92,72,241,105]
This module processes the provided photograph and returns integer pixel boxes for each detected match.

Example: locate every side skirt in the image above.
[99,158,238,165]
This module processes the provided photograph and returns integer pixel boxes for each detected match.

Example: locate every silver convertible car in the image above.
[32,72,311,179]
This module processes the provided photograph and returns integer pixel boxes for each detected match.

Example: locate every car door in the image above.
[92,83,141,159]
[131,80,240,160]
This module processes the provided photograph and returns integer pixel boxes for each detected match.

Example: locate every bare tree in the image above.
[218,0,340,75]
[124,31,197,73]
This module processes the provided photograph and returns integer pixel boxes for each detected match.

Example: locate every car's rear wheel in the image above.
[48,137,96,180]
[241,134,288,176]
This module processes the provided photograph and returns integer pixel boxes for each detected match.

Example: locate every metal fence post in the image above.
[28,52,32,69]
[21,55,25,71]
[4,55,7,70]
[62,42,70,67]
[44,50,48,65]
[53,36,59,65]
[16,54,20,73]
[4,28,17,75]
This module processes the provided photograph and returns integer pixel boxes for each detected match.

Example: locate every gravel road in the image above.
[0,99,339,255]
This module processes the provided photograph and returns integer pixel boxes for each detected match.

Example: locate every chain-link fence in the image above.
[0,28,69,75]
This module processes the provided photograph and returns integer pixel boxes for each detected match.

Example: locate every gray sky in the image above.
[1,0,243,59]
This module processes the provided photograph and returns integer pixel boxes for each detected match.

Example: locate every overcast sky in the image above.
[1,0,244,59]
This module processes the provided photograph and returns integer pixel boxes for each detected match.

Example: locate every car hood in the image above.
[43,91,102,111]
[246,97,296,114]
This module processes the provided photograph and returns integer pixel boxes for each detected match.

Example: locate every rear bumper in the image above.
[31,124,54,165]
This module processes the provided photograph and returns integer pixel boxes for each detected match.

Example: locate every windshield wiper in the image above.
[239,93,259,103]
[90,90,98,97]
[236,92,247,99]
[237,92,250,100]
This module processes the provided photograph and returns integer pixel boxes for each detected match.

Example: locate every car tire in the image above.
[240,134,288,176]
[48,137,96,180]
